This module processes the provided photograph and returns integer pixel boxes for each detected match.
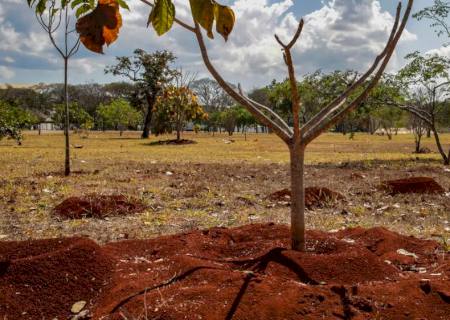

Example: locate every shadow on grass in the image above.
[144,139,198,146]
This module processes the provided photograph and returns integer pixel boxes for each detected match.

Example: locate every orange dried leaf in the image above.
[76,0,122,54]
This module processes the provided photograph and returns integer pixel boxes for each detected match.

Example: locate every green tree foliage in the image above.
[97,99,142,136]
[52,102,93,130]
[0,100,38,144]
[396,51,450,164]
[153,86,207,141]
[414,0,450,39]
[105,49,179,138]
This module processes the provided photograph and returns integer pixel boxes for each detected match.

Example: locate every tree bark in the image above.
[64,57,70,177]
[289,143,306,251]
[432,126,449,165]
[142,92,154,139]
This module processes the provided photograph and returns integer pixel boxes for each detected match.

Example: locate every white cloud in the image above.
[0,65,15,80]
[426,46,450,57]
[188,0,417,88]
[3,56,15,63]
[0,0,419,87]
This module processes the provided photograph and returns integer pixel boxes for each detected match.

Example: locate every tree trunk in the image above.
[142,93,154,139]
[432,126,449,165]
[64,57,70,177]
[176,128,181,142]
[415,135,421,153]
[289,144,306,251]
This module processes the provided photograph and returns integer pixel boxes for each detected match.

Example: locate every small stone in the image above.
[396,249,418,260]
[71,309,90,320]
[71,301,87,314]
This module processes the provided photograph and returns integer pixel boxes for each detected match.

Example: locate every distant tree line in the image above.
[1,49,450,162]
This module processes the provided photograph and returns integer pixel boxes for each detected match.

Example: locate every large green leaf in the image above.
[148,0,175,36]
[190,0,215,39]
[36,0,47,15]
[117,0,129,10]
[71,0,85,9]
[75,3,91,18]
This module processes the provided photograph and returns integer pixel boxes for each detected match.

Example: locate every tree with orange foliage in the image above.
[153,86,207,142]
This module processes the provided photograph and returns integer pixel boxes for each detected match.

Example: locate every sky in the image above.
[0,0,448,90]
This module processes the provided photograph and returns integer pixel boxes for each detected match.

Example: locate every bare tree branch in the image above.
[301,2,403,138]
[275,19,305,143]
[238,84,293,135]
[193,22,292,143]
[303,0,413,145]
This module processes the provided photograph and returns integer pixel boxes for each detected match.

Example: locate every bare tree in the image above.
[194,3,412,250]
[29,0,81,176]
[76,0,412,251]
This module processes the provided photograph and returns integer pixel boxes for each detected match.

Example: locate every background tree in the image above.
[0,100,38,144]
[152,86,207,141]
[394,52,450,164]
[105,49,179,139]
[234,105,256,139]
[414,0,450,40]
[52,102,93,131]
[409,113,428,153]
[220,107,238,136]
[191,78,234,112]
[97,99,142,136]
[76,0,413,251]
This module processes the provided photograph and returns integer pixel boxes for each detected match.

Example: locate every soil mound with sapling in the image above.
[0,237,114,319]
[267,187,345,208]
[381,177,445,195]
[149,139,197,146]
[0,224,448,319]
[54,194,146,219]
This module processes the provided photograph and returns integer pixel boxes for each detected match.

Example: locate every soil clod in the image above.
[54,194,146,219]
[381,177,445,195]
[267,187,345,208]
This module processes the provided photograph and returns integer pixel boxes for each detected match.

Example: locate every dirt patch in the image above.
[1,224,447,319]
[0,237,113,319]
[54,194,146,219]
[267,187,345,209]
[381,177,445,195]
[148,139,197,146]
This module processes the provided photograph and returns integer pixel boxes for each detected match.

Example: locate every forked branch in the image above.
[275,19,305,143]
[193,22,292,143]
[301,2,403,140]
[303,0,413,145]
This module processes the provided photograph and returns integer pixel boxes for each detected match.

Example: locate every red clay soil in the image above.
[268,187,345,209]
[53,194,146,219]
[0,224,448,319]
[381,177,445,195]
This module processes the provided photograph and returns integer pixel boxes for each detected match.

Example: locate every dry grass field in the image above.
[0,131,449,246]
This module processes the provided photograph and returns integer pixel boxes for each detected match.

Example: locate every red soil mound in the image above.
[381,177,445,195]
[54,194,146,219]
[1,224,448,319]
[0,237,114,319]
[268,187,345,208]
